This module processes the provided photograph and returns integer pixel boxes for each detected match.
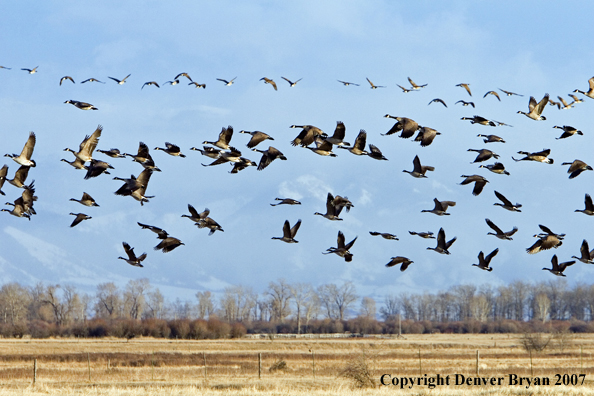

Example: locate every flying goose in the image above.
[455,100,475,107]
[6,165,30,188]
[21,66,38,74]
[403,155,434,178]
[383,115,419,138]
[456,83,472,96]
[272,219,301,243]
[575,194,594,216]
[332,195,354,213]
[137,222,169,239]
[323,231,357,262]
[553,125,583,140]
[59,76,75,85]
[493,190,522,212]
[201,147,242,166]
[573,76,594,99]
[154,142,186,157]
[479,162,510,175]
[527,225,564,254]
[568,93,584,104]
[181,205,209,223]
[69,213,92,227]
[408,231,435,239]
[407,77,427,90]
[477,134,505,143]
[512,149,553,164]
[290,125,324,147]
[190,146,222,159]
[338,130,367,155]
[141,81,160,89]
[307,137,337,157]
[124,142,161,171]
[5,132,36,167]
[204,126,234,149]
[0,165,7,195]
[468,148,499,163]
[572,240,594,264]
[517,93,549,120]
[80,78,105,84]
[108,74,131,85]
[271,198,301,206]
[70,192,99,207]
[499,88,523,97]
[485,218,517,240]
[461,115,495,126]
[369,232,398,240]
[281,77,302,87]
[163,79,180,86]
[492,120,513,127]
[543,255,574,277]
[155,237,185,253]
[561,159,593,179]
[337,80,359,86]
[260,77,277,90]
[97,148,126,158]
[188,82,206,88]
[229,157,256,173]
[427,227,456,255]
[114,168,154,205]
[84,159,113,179]
[217,77,237,86]
[172,72,192,81]
[385,256,413,271]
[0,66,11,69]
[367,144,388,160]
[459,174,489,196]
[554,95,574,110]
[324,121,350,146]
[421,198,456,216]
[314,192,344,221]
[64,100,98,110]
[396,84,412,93]
[64,125,102,163]
[118,242,147,267]
[428,98,447,107]
[252,146,287,171]
[414,126,441,147]
[472,248,499,271]
[366,77,385,89]
[1,196,31,220]
[20,182,37,216]
[239,130,274,148]
[483,91,501,101]
[61,157,86,170]
[196,217,224,235]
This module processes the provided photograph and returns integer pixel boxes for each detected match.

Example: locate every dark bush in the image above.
[207,317,230,339]
[169,319,191,339]
[230,322,247,338]
[189,319,208,339]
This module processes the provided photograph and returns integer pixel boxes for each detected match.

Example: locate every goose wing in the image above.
[484,248,499,264]
[494,190,513,206]
[290,219,302,238]
[485,218,504,235]
[20,132,36,161]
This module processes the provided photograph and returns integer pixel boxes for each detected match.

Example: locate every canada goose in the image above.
[141,81,160,89]
[543,255,574,277]
[575,194,594,216]
[568,93,584,104]
[333,195,354,213]
[155,237,185,253]
[366,77,385,89]
[69,213,91,227]
[323,231,357,262]
[290,125,324,147]
[368,144,388,160]
[512,149,553,164]
[456,83,472,96]
[20,182,37,216]
[553,125,583,140]
[115,168,154,205]
[527,225,565,254]
[493,120,513,127]
[337,80,359,86]
[272,219,301,243]
[239,130,274,148]
[70,192,99,207]
[573,76,594,99]
[281,77,301,87]
[6,165,30,188]
[271,198,301,206]
[137,222,169,239]
[260,77,277,90]
[408,77,427,90]
[21,66,38,74]
[396,84,412,93]
[461,115,496,127]
[408,231,435,239]
[561,159,593,179]
[383,115,419,138]
[1,197,31,220]
[118,242,147,267]
[428,98,447,107]
[369,232,398,240]
[324,121,350,146]
[80,78,105,84]
[483,91,501,101]
[5,132,36,167]
[196,217,224,235]
[403,155,434,178]
[124,142,161,171]
[554,96,574,110]
[252,146,287,171]
[61,157,86,170]
[468,148,499,163]
[202,147,242,166]
[229,157,256,173]
[97,148,126,158]
[427,227,456,255]
[84,159,113,179]
[190,146,222,159]
[204,126,234,149]
[314,192,344,221]
[64,100,98,110]
[385,256,413,271]
[472,248,499,271]
[421,198,456,216]
[517,93,549,120]
[455,100,475,107]
[572,240,594,264]
[499,88,523,97]
[59,76,74,85]
[0,66,11,69]
[493,191,522,212]
[548,98,560,108]
[414,126,441,147]
[175,72,192,81]
[108,74,131,85]
[188,82,206,88]
[308,138,337,157]
[64,125,102,163]
[460,175,489,196]
[154,142,186,157]
[338,130,367,155]
[479,162,510,175]
[164,79,180,86]
[477,134,505,143]
[0,165,7,196]
[181,205,210,223]
[217,77,236,86]
[485,218,517,240]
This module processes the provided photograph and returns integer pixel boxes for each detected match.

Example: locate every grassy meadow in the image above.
[1,334,593,395]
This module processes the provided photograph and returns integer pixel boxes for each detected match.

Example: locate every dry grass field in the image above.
[1,333,594,395]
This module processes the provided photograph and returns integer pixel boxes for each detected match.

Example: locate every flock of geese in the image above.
[1,66,594,278]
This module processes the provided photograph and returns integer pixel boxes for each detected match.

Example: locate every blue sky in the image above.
[1,1,594,302]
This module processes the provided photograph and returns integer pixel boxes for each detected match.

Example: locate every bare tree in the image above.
[196,291,215,319]
[360,296,376,319]
[144,288,165,319]
[94,282,122,319]
[380,294,399,321]
[0,283,31,324]
[267,279,292,322]
[535,292,551,323]
[290,283,314,334]
[219,285,256,322]
[123,278,150,320]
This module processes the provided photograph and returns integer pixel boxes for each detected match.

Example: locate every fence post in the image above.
[258,353,262,379]
[87,353,91,382]
[33,359,37,384]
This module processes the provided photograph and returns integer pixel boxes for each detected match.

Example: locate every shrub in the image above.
[207,317,230,339]
[189,319,208,339]
[269,359,287,372]
[230,322,247,338]
[339,350,376,388]
[169,319,191,339]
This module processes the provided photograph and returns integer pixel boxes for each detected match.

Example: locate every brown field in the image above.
[1,334,594,395]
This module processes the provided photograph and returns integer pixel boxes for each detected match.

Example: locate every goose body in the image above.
[324,121,350,146]
[196,217,224,235]
[368,144,388,160]
[5,132,36,167]
[512,149,553,164]
[70,192,99,207]
[553,125,583,140]
[64,125,102,163]
[118,242,147,267]
[64,100,98,110]
[290,125,324,147]
[115,168,154,205]
[108,74,131,85]
[573,76,594,99]
[217,77,236,86]
[69,213,91,227]
[239,130,274,148]
[260,77,277,90]
[142,81,160,89]
[561,159,592,179]
[272,219,301,243]
[271,198,301,206]
[124,142,161,171]
[461,116,495,126]
[6,165,30,188]
[97,148,126,158]
[427,227,456,255]
[84,159,113,179]
[314,192,344,221]
[485,218,517,240]
[543,255,574,277]
[459,174,489,196]
[154,142,186,157]
[472,248,499,271]
[517,93,549,120]
[575,194,594,215]
[479,162,509,175]
[403,155,434,178]
[323,231,357,262]
[408,231,435,239]
[204,126,234,149]
[0,165,7,195]
[252,146,286,170]
[456,100,475,107]
[477,134,505,143]
[338,130,367,155]
[383,115,419,138]
[483,91,501,101]
[408,77,427,90]
[422,198,455,216]
[181,205,209,223]
[494,190,521,212]
[414,126,441,147]
[468,148,499,163]
[527,225,564,254]
[369,232,398,240]
[385,256,413,271]
[60,76,74,85]
[366,77,385,89]
[572,240,594,264]
[281,77,302,87]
